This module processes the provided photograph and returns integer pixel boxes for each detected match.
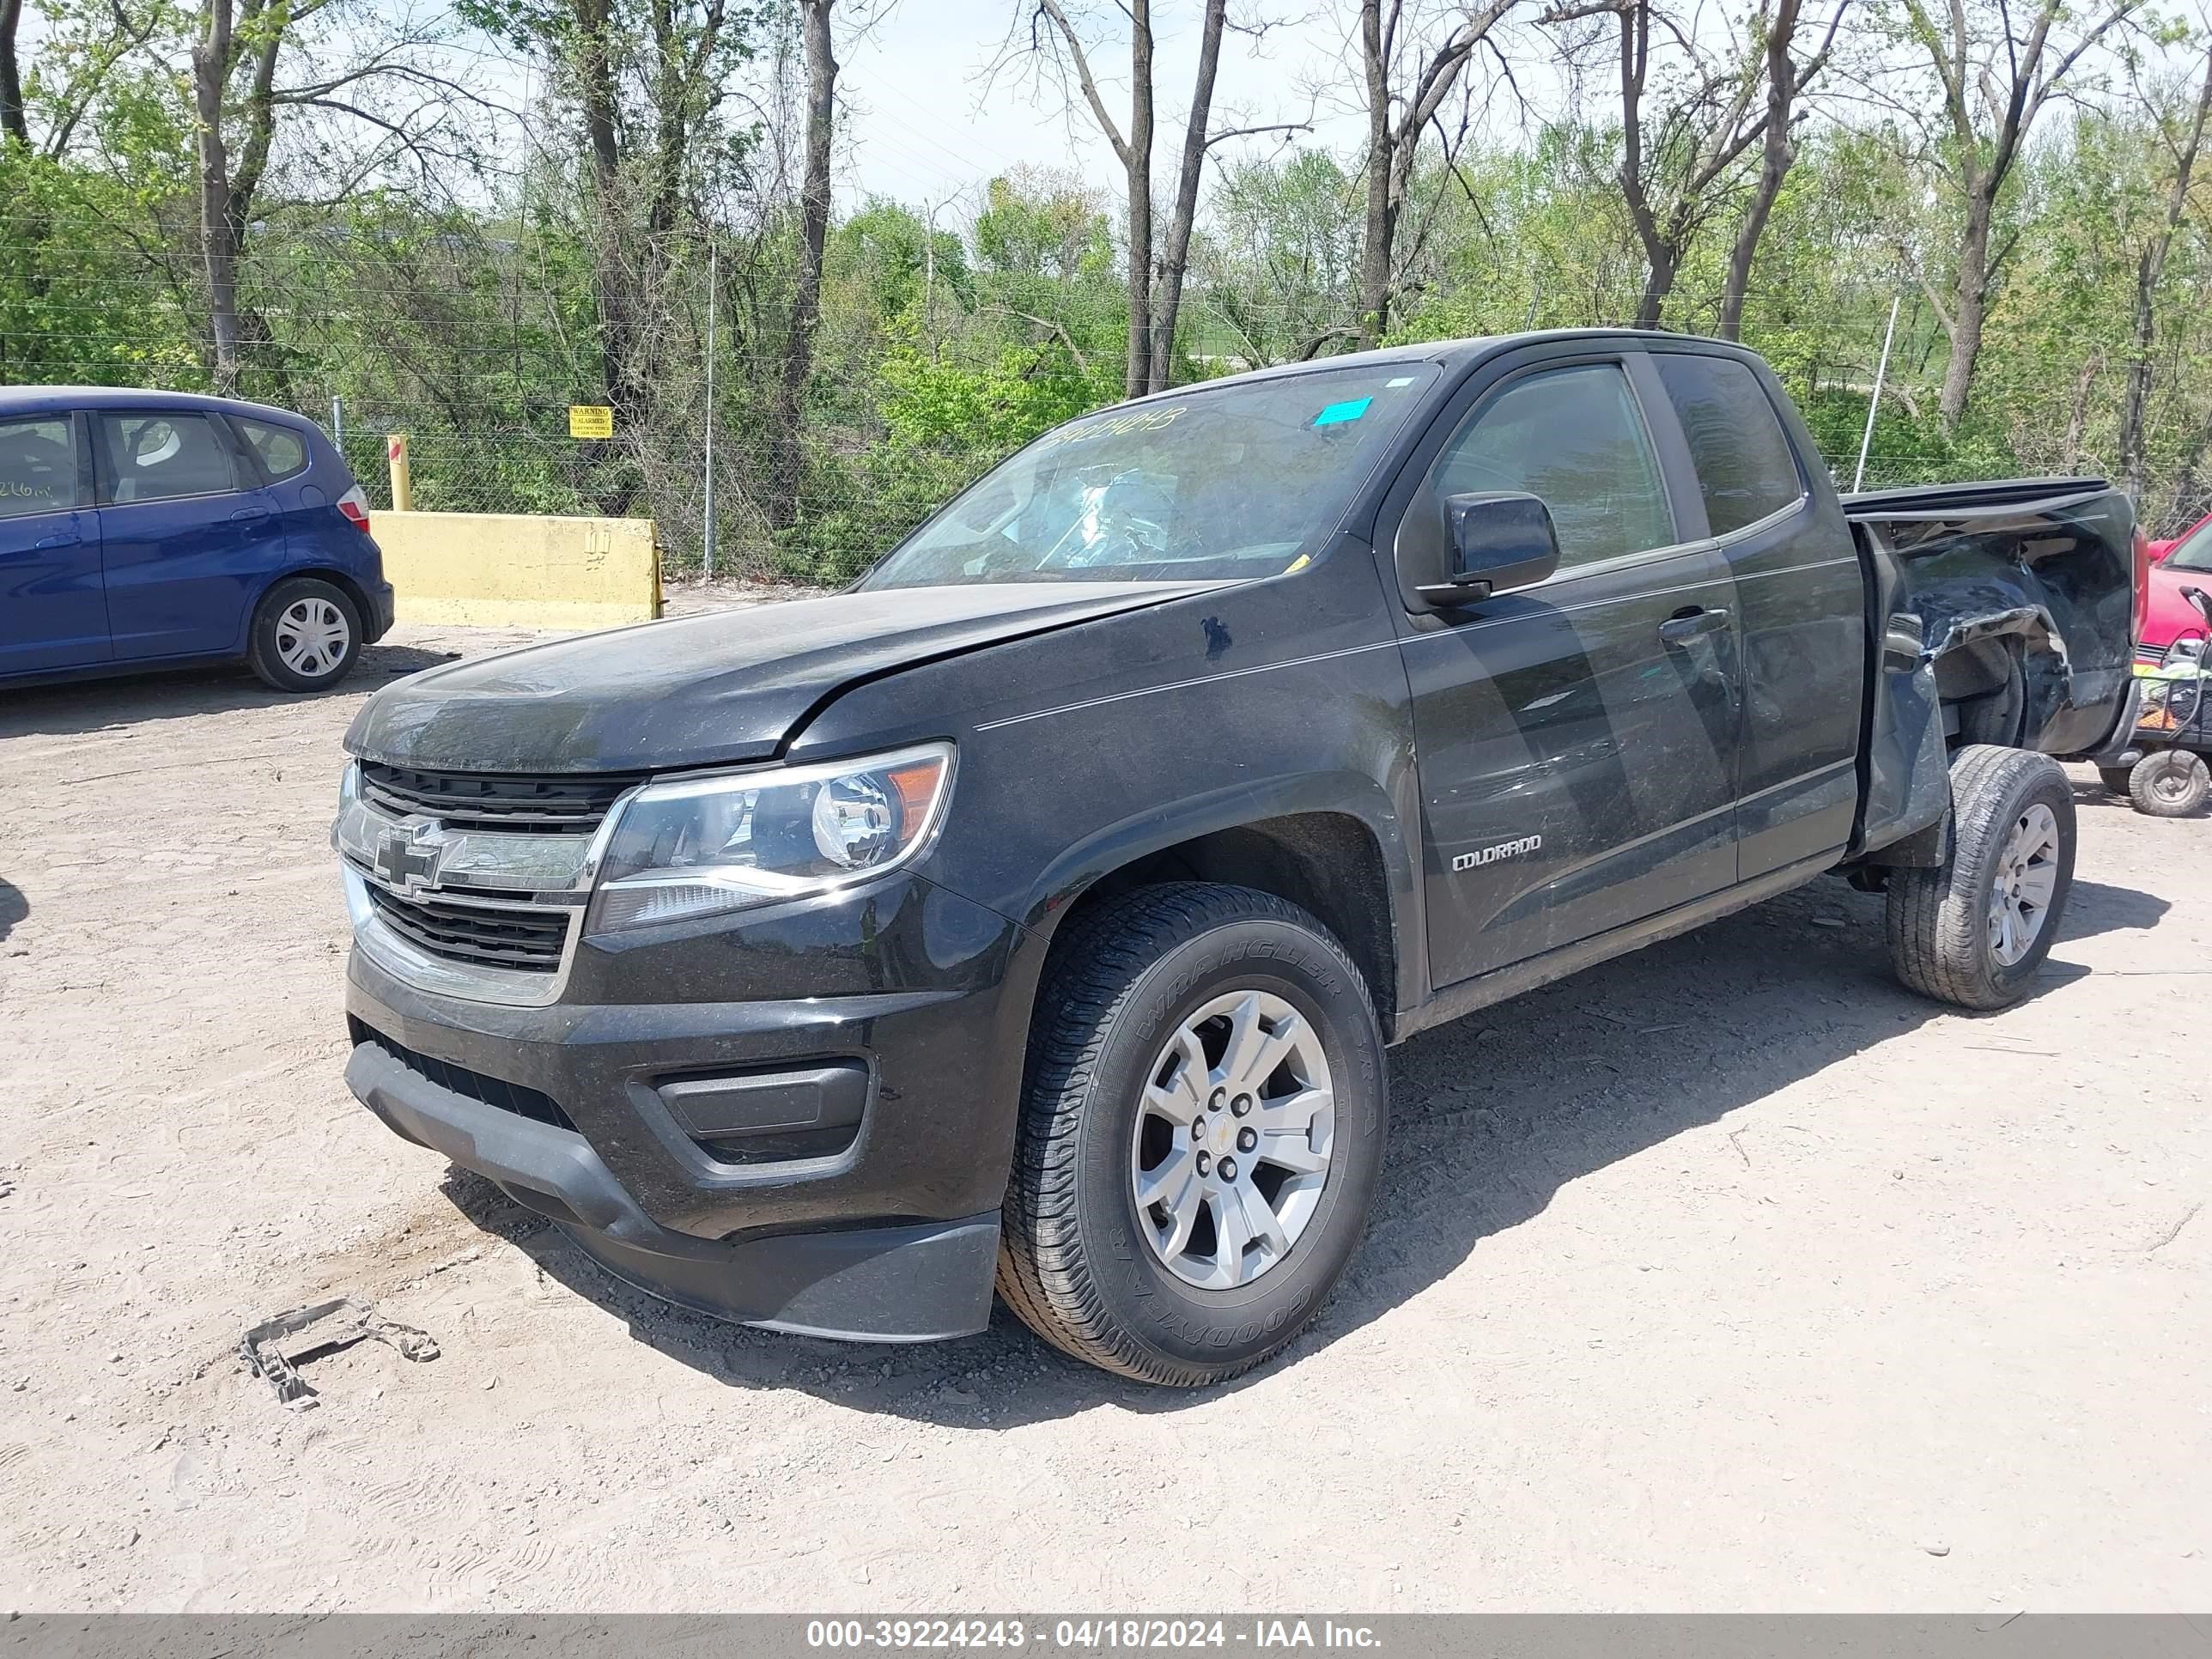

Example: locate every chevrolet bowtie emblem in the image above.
[374,823,444,893]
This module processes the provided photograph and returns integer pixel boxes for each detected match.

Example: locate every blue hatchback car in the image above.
[0,387,393,693]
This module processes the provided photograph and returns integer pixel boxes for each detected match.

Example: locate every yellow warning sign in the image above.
[568,404,614,440]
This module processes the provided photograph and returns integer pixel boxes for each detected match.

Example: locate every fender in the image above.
[1009,766,1424,1024]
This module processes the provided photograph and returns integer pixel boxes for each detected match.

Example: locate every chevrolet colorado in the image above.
[335,331,2139,1385]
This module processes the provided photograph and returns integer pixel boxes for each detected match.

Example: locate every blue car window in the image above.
[0,418,76,519]
[99,412,238,504]
[238,417,308,481]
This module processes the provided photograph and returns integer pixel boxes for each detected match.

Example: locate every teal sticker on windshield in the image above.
[1311,398,1372,427]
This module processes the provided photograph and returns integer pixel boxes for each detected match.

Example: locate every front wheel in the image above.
[2127,749,2210,817]
[1887,744,2075,1011]
[997,884,1388,1387]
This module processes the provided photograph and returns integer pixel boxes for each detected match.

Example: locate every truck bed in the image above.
[1843,476,2136,758]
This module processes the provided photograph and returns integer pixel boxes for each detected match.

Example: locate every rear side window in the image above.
[98,412,239,504]
[1426,363,1675,570]
[238,416,308,481]
[1654,355,1804,536]
[0,417,76,519]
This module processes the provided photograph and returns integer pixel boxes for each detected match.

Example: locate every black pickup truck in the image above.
[334,331,2140,1385]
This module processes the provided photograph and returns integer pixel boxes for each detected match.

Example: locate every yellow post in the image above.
[386,434,413,513]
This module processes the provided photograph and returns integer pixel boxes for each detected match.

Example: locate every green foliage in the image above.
[770,329,1118,584]
[11,8,2212,581]
[972,167,1115,282]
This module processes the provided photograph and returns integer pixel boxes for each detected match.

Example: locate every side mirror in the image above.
[2182,584,2212,624]
[1419,491,1561,605]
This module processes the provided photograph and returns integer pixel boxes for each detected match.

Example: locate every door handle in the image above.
[1659,606,1730,645]
[230,505,272,522]
[33,532,82,549]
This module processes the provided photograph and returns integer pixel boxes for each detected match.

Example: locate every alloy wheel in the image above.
[1129,989,1334,1291]
[1987,801,2060,966]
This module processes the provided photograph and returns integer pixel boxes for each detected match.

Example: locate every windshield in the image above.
[2168,518,2212,573]
[857,363,1439,590]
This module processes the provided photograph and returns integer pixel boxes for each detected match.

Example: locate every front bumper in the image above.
[342,872,1034,1341]
[347,1038,998,1338]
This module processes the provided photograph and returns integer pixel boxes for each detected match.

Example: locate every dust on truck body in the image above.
[334,330,2141,1386]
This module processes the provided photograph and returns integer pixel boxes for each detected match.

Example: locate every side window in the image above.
[1426,364,1675,570]
[238,416,308,481]
[97,412,239,505]
[1654,355,1804,536]
[0,418,77,520]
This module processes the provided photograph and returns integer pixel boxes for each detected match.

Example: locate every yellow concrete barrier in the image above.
[374,509,660,629]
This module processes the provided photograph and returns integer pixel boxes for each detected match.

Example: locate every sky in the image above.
[830,0,1376,214]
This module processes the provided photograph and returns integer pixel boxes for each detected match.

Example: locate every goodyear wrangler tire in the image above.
[996,883,1388,1387]
[1886,744,2075,1011]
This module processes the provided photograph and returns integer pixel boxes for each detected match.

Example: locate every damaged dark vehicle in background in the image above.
[331,331,2141,1386]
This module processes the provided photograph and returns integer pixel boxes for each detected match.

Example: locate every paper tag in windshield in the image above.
[1312,398,1373,427]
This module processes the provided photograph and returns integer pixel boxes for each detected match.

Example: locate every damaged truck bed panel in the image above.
[1844,477,2137,758]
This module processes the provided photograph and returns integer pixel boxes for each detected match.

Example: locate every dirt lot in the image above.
[1,604,2207,1615]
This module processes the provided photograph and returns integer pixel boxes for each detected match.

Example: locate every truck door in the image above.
[1386,351,1744,989]
[1643,348,1863,879]
[0,411,108,676]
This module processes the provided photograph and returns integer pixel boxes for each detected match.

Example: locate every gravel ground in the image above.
[1,605,2206,1614]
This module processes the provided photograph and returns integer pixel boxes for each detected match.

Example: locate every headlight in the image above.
[586,742,955,933]
[338,759,360,810]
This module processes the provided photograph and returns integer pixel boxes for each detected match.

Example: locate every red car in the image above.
[2143,512,2212,662]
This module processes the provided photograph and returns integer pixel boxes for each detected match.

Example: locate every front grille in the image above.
[358,763,643,835]
[349,1019,577,1133]
[364,884,572,971]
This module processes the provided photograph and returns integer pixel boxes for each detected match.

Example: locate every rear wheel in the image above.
[997,883,1388,1386]
[2128,749,2211,817]
[1887,744,2075,1011]
[2097,766,2137,797]
[1954,648,2027,747]
[246,575,361,692]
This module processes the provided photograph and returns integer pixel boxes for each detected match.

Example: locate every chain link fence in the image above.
[9,220,2204,586]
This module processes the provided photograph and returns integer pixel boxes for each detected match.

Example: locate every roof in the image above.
[1112,327,1723,407]
[0,386,315,424]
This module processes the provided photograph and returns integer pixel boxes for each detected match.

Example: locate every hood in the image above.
[344,581,1214,774]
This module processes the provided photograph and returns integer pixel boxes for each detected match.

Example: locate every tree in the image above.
[2,0,29,147]
[1718,0,1849,338]
[183,0,490,392]
[466,0,757,417]
[189,0,276,392]
[1353,0,1521,346]
[2120,43,2212,501]
[1016,0,1287,396]
[1200,149,1364,363]
[768,0,836,526]
[1893,0,2146,429]
[1546,0,1838,331]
